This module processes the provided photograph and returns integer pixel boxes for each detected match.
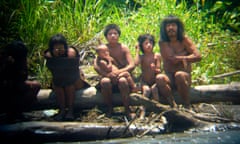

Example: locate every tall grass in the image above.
[3,0,239,87]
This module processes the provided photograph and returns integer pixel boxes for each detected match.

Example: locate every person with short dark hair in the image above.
[94,24,136,118]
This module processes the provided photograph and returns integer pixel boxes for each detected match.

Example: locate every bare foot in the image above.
[131,86,141,93]
[65,110,74,121]
[106,107,113,117]
[139,106,146,120]
[53,110,65,121]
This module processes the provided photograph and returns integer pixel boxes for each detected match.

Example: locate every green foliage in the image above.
[1,0,239,87]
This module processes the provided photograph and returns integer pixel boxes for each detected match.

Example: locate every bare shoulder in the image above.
[183,36,194,46]
[68,47,78,57]
[44,51,52,58]
[120,43,130,52]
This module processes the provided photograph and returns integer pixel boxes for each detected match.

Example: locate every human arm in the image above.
[154,53,162,74]
[93,57,109,77]
[134,43,141,66]
[44,50,52,58]
[175,37,202,63]
[117,44,135,73]
[68,47,78,58]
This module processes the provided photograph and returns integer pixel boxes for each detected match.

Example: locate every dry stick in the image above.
[136,110,168,138]
[212,70,240,79]
[122,116,137,137]
[193,113,234,123]
[121,108,141,137]
[210,104,221,116]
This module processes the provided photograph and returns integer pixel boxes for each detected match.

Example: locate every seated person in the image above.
[0,40,41,121]
[95,44,139,93]
[44,33,89,121]
[135,34,177,119]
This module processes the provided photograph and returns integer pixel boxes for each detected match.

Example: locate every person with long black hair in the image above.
[158,15,202,109]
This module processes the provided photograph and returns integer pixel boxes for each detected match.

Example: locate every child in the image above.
[94,44,139,93]
[44,33,89,121]
[135,34,161,101]
[135,34,177,118]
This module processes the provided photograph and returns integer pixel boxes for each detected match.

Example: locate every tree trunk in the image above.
[1,83,239,143]
[34,82,240,110]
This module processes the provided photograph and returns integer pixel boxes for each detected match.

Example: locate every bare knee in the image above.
[100,77,112,89]
[156,74,169,86]
[142,85,151,97]
[175,71,189,86]
[118,77,128,89]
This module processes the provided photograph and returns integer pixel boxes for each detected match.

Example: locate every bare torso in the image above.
[160,39,191,73]
[141,53,160,85]
[107,43,128,69]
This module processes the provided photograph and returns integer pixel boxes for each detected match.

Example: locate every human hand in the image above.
[135,43,140,51]
[182,57,187,70]
[150,63,156,70]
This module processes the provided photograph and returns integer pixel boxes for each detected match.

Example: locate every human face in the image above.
[142,39,153,53]
[97,46,109,59]
[106,29,119,43]
[166,22,177,37]
[53,43,65,57]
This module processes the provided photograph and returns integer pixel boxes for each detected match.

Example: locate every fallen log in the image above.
[0,121,165,143]
[1,96,237,143]
[34,82,240,110]
[2,83,240,143]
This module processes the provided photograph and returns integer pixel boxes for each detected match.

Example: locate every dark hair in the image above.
[4,40,28,81]
[48,33,68,56]
[5,40,28,59]
[137,34,155,54]
[103,24,121,38]
[160,15,185,42]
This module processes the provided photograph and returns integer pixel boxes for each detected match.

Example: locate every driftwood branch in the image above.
[212,70,240,79]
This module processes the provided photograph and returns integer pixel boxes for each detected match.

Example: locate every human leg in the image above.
[156,74,177,108]
[151,84,159,102]
[100,77,113,116]
[65,84,75,120]
[175,71,191,108]
[139,84,151,119]
[53,85,66,120]
[142,84,151,98]
[24,80,41,108]
[118,71,139,93]
[118,77,133,117]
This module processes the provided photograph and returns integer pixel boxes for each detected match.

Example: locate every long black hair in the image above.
[160,15,185,42]
[48,33,68,56]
